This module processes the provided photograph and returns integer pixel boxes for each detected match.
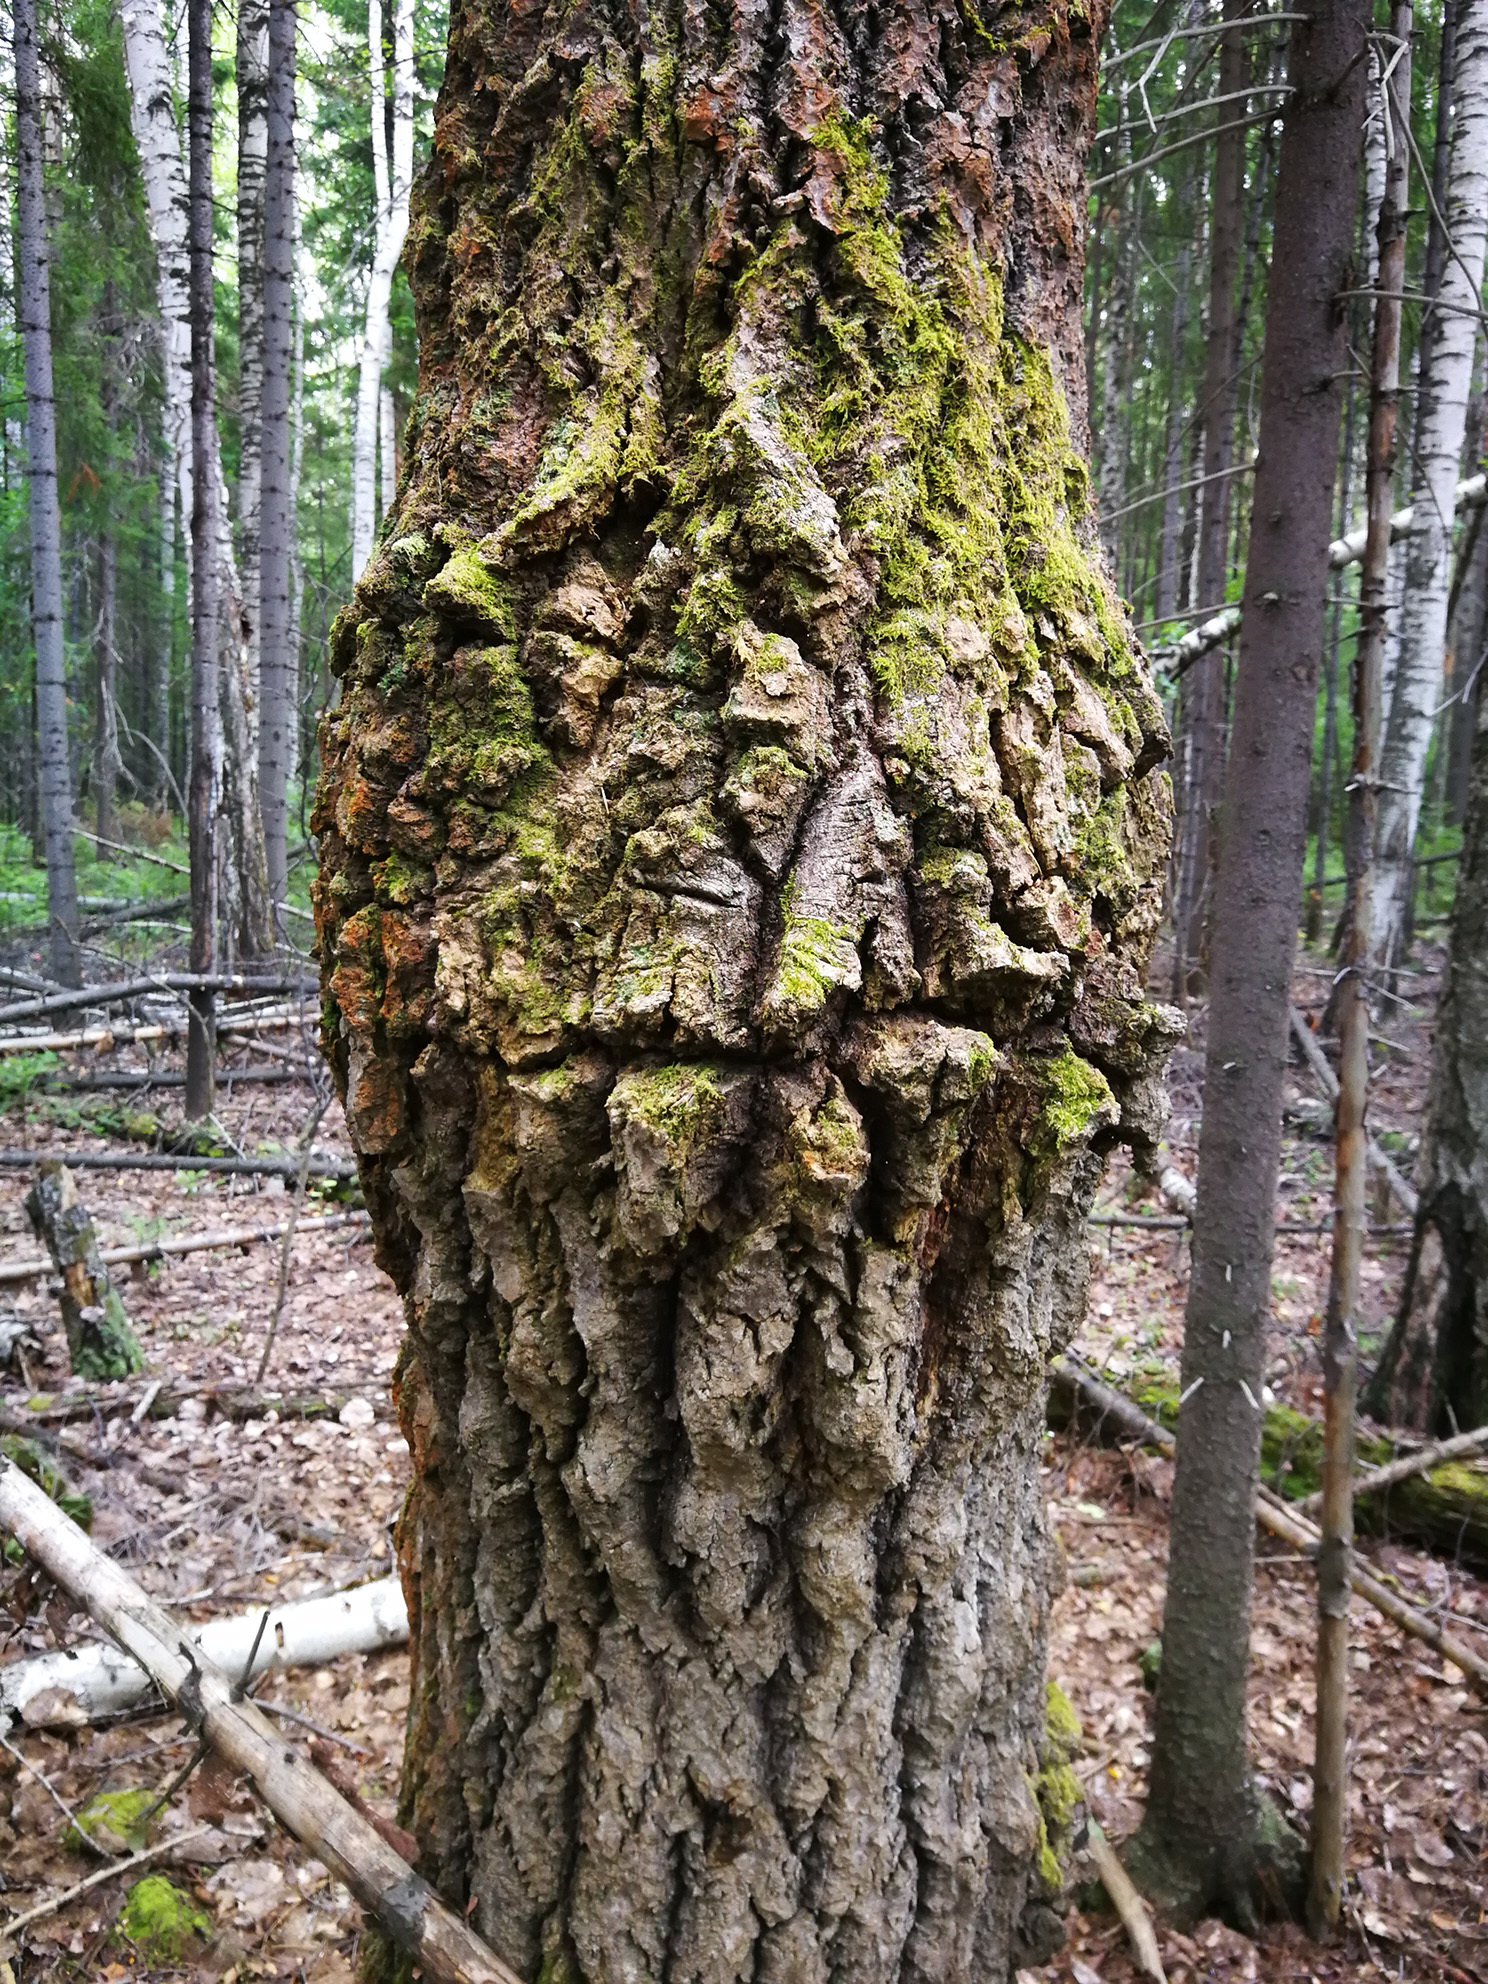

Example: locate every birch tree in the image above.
[120,0,191,799]
[1373,0,1488,977]
[348,0,413,580]
[121,0,272,960]
[258,0,296,928]
[15,0,81,988]
[314,0,1178,1970]
[237,0,270,703]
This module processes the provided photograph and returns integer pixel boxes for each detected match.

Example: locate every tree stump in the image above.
[25,1160,145,1381]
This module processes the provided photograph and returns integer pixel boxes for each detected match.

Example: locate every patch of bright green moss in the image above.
[1030,1049,1116,1161]
[67,1786,158,1854]
[1032,1681,1085,1895]
[117,1875,209,1960]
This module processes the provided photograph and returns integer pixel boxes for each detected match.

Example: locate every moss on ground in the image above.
[117,1875,210,1960]
[67,1786,158,1854]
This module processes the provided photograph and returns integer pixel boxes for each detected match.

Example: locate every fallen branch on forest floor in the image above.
[0,1209,369,1286]
[0,1825,214,1949]
[1288,1007,1418,1217]
[0,1011,309,1056]
[0,1149,356,1180]
[1086,1820,1168,1983]
[1052,1356,1488,1696]
[0,973,317,1028]
[30,1066,311,1092]
[1,1574,409,1731]
[1,1385,360,1432]
[1296,1421,1488,1516]
[0,1469,518,1984]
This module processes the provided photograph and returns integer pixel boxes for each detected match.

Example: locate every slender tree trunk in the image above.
[15,0,81,987]
[349,0,413,580]
[1365,667,1488,1430]
[380,382,397,521]
[1172,0,1248,999]
[1097,87,1129,568]
[1309,5,1410,1933]
[1447,393,1487,824]
[1155,239,1192,626]
[237,0,270,707]
[120,0,194,619]
[94,281,123,848]
[1131,0,1368,1921]
[186,0,219,1117]
[287,184,305,822]
[314,3,1179,1974]
[1373,0,1488,979]
[258,0,296,933]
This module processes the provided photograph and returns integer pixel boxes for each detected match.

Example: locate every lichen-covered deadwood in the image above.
[315,2,1178,1977]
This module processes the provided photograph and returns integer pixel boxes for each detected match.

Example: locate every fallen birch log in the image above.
[0,1011,307,1056]
[0,973,316,1028]
[1051,1357,1488,1696]
[1288,1007,1418,1217]
[0,1150,357,1181]
[1,1575,409,1731]
[0,1209,370,1287]
[0,1458,520,1984]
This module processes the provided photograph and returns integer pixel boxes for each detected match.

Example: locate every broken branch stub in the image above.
[23,1161,144,1381]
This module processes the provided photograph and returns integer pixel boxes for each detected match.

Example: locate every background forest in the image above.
[2,0,1488,1978]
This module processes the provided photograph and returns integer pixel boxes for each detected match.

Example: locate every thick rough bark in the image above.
[316,4,1176,1978]
[1131,0,1368,1926]
[1373,0,1488,977]
[15,0,81,989]
[258,0,296,927]
[1365,678,1488,1431]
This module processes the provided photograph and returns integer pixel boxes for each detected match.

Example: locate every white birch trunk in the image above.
[1374,0,1488,975]
[120,0,193,605]
[349,0,413,578]
[236,0,270,705]
[15,0,81,987]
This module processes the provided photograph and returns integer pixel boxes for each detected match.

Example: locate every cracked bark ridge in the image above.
[315,3,1177,1978]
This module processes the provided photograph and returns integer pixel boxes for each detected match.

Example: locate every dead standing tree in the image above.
[1129,0,1369,1925]
[315,0,1179,1975]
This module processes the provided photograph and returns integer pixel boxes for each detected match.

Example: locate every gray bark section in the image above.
[15,0,81,988]
[258,0,296,926]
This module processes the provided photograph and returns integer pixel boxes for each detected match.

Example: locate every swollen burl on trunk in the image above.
[25,1159,145,1381]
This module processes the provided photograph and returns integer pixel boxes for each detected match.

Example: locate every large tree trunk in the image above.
[1131,0,1368,1924]
[348,0,413,581]
[258,0,296,931]
[15,0,81,988]
[314,3,1177,1977]
[1170,0,1248,1001]
[1372,0,1488,979]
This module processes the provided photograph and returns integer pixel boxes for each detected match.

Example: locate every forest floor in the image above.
[0,934,1483,1983]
